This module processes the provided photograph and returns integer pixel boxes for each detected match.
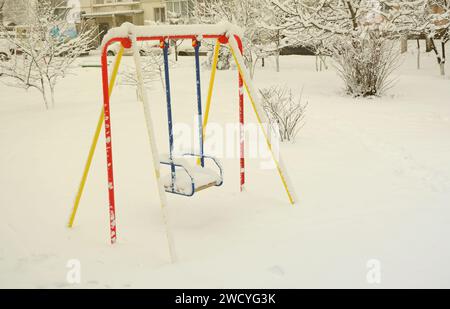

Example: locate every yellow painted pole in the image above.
[68,46,125,228]
[203,40,220,135]
[228,40,296,205]
[197,40,220,165]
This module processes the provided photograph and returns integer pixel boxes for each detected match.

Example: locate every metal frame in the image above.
[99,33,244,245]
[68,26,297,256]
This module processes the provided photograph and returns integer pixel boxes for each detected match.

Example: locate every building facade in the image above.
[75,0,192,42]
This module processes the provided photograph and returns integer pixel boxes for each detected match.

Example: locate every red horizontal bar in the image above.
[136,34,224,41]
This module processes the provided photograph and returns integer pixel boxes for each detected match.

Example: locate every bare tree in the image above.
[268,0,428,96]
[260,85,307,142]
[255,0,289,74]
[0,0,97,109]
[167,11,185,62]
[426,0,450,75]
[120,51,170,100]
[192,0,265,78]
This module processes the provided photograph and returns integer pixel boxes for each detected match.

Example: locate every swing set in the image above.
[68,23,296,263]
[159,37,224,197]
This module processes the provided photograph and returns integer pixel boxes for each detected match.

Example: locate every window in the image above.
[166,0,189,17]
[154,7,166,23]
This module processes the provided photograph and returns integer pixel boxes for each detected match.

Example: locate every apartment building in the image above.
[74,0,192,42]
[80,1,190,28]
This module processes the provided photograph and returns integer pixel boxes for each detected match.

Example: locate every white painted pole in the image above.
[131,35,177,263]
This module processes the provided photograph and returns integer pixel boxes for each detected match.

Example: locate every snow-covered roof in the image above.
[101,22,244,47]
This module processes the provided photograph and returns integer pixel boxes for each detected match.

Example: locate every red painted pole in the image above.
[236,36,245,192]
[101,43,117,244]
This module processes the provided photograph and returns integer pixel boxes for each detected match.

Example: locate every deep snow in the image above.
[0,44,450,288]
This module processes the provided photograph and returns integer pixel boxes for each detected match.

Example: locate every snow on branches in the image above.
[260,85,307,142]
[120,51,171,101]
[269,0,428,40]
[424,1,450,75]
[266,0,428,96]
[0,0,97,109]
[192,0,272,77]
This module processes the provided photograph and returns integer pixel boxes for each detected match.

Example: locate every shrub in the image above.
[259,85,307,142]
[332,30,400,97]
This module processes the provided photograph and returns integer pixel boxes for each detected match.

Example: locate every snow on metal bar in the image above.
[101,22,244,47]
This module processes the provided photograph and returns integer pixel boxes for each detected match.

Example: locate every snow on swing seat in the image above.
[160,154,223,197]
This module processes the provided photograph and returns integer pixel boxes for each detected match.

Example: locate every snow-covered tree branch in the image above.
[120,51,171,101]
[267,0,428,96]
[192,0,268,78]
[0,0,97,109]
[424,0,450,75]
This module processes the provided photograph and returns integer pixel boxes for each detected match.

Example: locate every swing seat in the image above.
[160,154,223,197]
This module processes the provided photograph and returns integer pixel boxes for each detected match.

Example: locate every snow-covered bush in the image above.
[332,31,400,97]
[259,86,307,142]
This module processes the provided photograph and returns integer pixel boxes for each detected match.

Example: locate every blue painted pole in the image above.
[163,40,176,192]
[194,40,205,167]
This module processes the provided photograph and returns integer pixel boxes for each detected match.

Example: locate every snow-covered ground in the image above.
[1,45,449,288]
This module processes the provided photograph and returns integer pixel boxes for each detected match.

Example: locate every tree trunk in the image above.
[441,41,446,76]
[174,41,178,62]
[50,86,55,109]
[275,52,280,73]
[40,79,49,110]
[275,30,281,73]
[250,60,256,79]
[42,92,49,110]
[430,39,445,76]
[401,38,408,54]
[321,56,328,70]
[417,40,421,70]
[136,87,142,102]
[159,68,165,90]
[426,37,433,52]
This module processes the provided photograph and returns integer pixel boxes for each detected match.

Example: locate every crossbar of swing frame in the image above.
[99,34,245,244]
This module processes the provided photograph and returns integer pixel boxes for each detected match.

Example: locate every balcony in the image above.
[80,0,145,43]
[90,0,143,15]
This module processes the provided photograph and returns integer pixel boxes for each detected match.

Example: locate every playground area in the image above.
[1,31,450,288]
